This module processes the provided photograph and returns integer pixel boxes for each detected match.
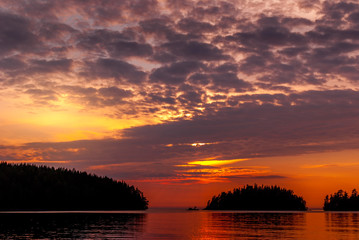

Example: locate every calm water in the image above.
[0,209,359,239]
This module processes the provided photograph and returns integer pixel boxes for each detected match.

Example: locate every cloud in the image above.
[82,58,146,84]
[177,18,216,33]
[28,59,73,74]
[38,21,77,41]
[25,88,58,102]
[209,73,252,92]
[106,40,153,58]
[77,29,153,58]
[57,85,134,107]
[4,89,358,167]
[1,0,359,183]
[149,61,204,85]
[0,57,26,70]
[163,41,228,61]
[0,11,40,56]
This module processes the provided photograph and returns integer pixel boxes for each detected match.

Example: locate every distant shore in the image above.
[0,163,148,211]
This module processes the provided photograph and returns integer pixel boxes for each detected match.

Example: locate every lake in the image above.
[0,209,359,239]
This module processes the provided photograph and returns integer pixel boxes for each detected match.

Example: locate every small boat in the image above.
[187,206,199,211]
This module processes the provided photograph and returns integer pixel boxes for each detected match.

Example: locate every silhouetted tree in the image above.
[204,184,307,210]
[0,162,148,210]
[324,189,359,211]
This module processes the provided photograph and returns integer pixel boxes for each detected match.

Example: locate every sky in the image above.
[1,0,359,208]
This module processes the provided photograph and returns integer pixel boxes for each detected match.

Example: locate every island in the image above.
[324,189,359,211]
[204,184,307,210]
[0,162,148,210]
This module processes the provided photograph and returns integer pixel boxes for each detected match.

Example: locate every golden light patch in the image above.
[188,159,248,166]
[191,142,206,147]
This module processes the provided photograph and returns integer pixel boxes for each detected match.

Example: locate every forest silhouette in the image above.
[2,162,359,211]
[0,162,148,210]
[324,189,359,211]
[204,184,307,210]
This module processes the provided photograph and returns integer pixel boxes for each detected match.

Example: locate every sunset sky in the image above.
[1,0,359,208]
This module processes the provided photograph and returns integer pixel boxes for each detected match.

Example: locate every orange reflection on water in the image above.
[1,210,359,239]
[142,211,359,239]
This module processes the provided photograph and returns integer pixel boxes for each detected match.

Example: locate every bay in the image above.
[0,209,359,239]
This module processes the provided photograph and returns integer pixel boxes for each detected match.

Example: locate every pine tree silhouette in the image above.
[204,184,307,210]
[0,162,148,210]
[324,189,359,211]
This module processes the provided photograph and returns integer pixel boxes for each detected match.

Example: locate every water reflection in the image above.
[0,212,146,239]
[201,212,306,239]
[2,211,359,239]
[326,212,359,234]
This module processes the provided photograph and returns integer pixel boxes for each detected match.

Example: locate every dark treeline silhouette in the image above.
[204,184,307,210]
[324,189,359,211]
[0,162,148,210]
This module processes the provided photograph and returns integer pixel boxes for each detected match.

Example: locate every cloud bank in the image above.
[1,0,359,183]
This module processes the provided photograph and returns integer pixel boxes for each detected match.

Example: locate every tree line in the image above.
[204,184,307,210]
[324,189,359,211]
[0,162,148,210]
[204,184,359,211]
[1,162,358,211]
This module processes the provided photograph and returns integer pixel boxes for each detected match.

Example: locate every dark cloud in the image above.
[78,0,159,24]
[25,88,58,103]
[190,1,237,21]
[2,0,358,90]
[255,83,293,92]
[209,73,252,92]
[28,59,73,74]
[148,94,176,105]
[97,87,133,106]
[228,26,307,50]
[0,58,72,85]
[0,57,26,70]
[279,47,308,57]
[225,175,288,180]
[98,87,133,99]
[1,0,65,20]
[140,17,200,42]
[82,58,146,84]
[2,0,359,182]
[348,11,359,23]
[320,1,359,26]
[106,41,153,58]
[139,18,173,37]
[177,18,216,33]
[77,29,133,50]
[281,17,313,27]
[57,85,134,107]
[122,90,359,151]
[177,84,205,106]
[0,11,40,56]
[4,0,159,24]
[188,73,210,85]
[239,54,268,74]
[77,28,152,58]
[163,41,228,61]
[214,63,238,73]
[149,61,204,85]
[39,21,77,41]
[3,89,359,180]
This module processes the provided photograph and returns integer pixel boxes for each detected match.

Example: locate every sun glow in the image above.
[191,142,206,147]
[187,159,248,166]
